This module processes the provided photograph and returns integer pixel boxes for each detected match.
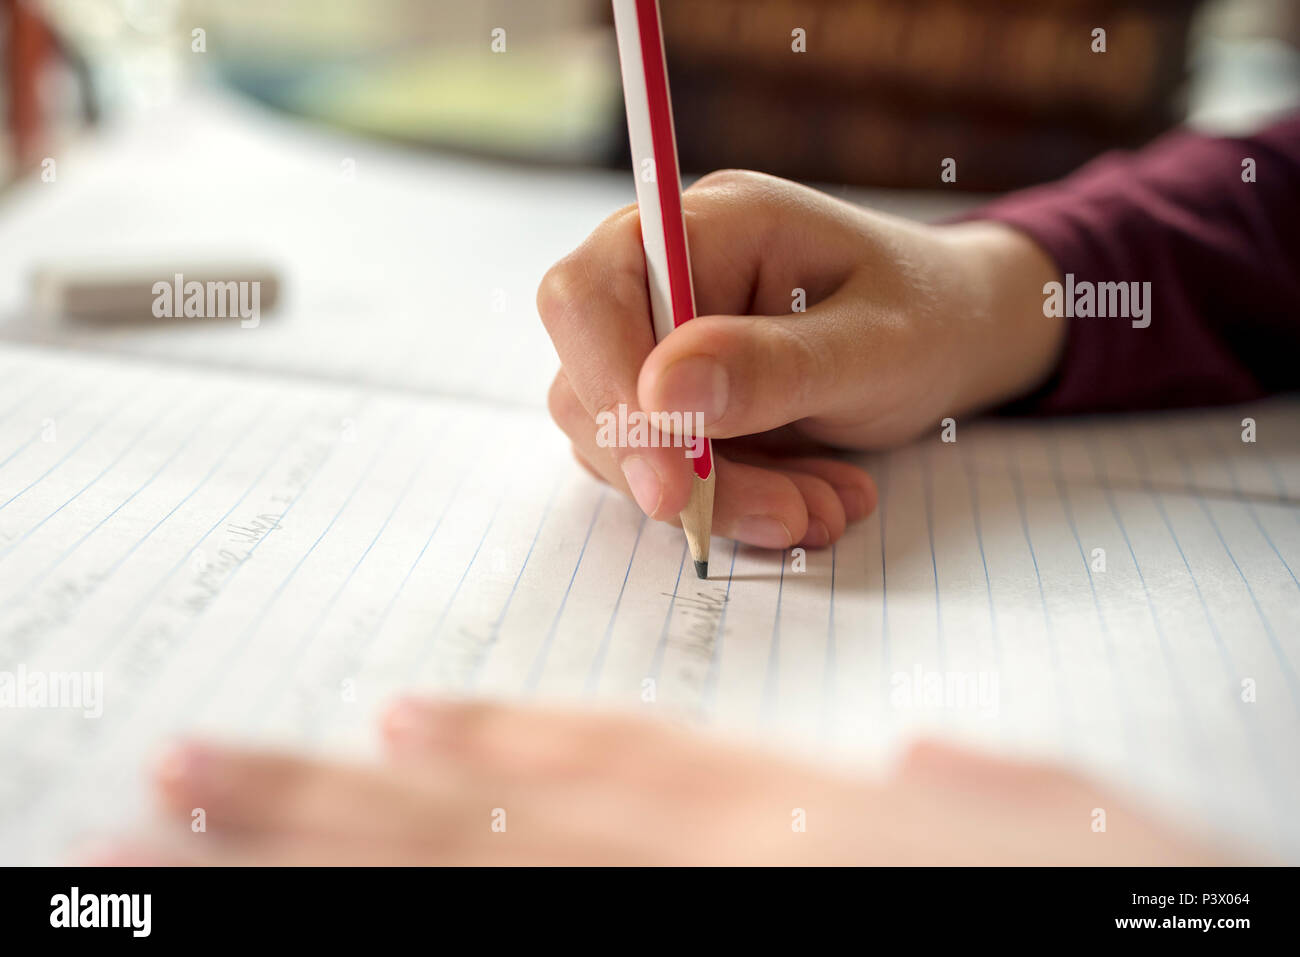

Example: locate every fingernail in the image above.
[733,516,793,548]
[75,840,150,867]
[154,742,212,791]
[836,486,867,520]
[800,519,831,548]
[621,456,663,517]
[656,356,728,425]
[384,698,449,736]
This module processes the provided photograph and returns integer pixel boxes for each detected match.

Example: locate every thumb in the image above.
[637,298,869,439]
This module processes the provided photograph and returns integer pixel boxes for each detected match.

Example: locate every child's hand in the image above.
[538,170,1063,548]
[95,701,1227,866]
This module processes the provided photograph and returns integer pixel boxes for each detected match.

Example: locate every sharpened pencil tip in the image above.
[694,560,708,580]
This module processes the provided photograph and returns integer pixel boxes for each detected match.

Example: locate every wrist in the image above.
[941,220,1066,414]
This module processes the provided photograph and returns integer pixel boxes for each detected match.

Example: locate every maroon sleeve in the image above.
[964,112,1300,415]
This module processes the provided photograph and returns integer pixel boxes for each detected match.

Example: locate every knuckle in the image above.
[545,372,567,419]
[691,168,764,193]
[535,257,587,332]
[548,368,621,437]
[585,386,625,430]
[547,374,584,430]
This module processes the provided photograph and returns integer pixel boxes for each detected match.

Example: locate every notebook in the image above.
[1,340,1297,862]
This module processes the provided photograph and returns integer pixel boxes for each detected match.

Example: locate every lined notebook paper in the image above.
[1,341,1297,863]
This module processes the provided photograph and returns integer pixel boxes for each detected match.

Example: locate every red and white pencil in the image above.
[612,0,716,579]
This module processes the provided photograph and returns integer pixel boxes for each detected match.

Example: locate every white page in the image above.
[1,341,1297,864]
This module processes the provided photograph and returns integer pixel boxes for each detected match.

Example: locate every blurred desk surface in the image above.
[0,87,983,404]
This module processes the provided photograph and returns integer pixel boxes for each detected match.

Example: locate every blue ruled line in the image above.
[0,388,125,515]
[1080,432,1209,802]
[373,468,471,654]
[584,512,646,695]
[961,439,1000,665]
[292,417,446,653]
[1119,431,1293,836]
[91,404,333,666]
[1163,433,1300,716]
[1200,430,1300,591]
[760,546,788,724]
[0,394,182,562]
[187,412,406,720]
[4,398,224,605]
[923,444,944,669]
[1006,441,1073,750]
[1043,428,1137,767]
[647,540,687,681]
[0,385,97,476]
[821,539,837,741]
[878,455,890,690]
[456,478,561,688]
[423,496,504,669]
[524,489,607,692]
[700,538,740,716]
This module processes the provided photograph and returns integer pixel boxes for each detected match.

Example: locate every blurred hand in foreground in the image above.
[88,700,1231,866]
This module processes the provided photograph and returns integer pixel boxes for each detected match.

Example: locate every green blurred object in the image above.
[196,0,621,165]
[280,37,620,163]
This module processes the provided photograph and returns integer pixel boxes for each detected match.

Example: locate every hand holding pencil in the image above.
[538,3,1065,556]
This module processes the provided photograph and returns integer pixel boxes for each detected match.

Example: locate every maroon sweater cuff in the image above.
[958,113,1300,416]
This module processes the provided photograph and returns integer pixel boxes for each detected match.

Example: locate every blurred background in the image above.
[2,2,1297,868]
[4,0,1300,192]
[2,0,1298,404]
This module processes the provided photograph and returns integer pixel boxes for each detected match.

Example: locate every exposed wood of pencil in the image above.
[680,468,716,579]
